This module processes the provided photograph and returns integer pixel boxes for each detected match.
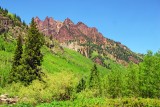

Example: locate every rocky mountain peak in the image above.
[63,18,74,25]
[43,16,50,26]
[34,16,64,36]
[44,16,54,23]
[76,22,88,28]
[34,16,40,23]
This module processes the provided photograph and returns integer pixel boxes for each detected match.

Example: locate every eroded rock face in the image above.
[34,16,63,36]
[0,14,13,34]
[34,17,107,45]
[0,14,13,26]
[55,25,73,42]
[76,22,107,45]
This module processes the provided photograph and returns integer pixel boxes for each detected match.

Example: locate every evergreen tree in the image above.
[20,18,44,85]
[0,6,2,12]
[76,77,86,93]
[9,35,23,83]
[22,20,26,26]
[89,64,100,89]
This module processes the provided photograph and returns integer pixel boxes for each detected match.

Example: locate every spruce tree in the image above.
[21,18,44,85]
[9,35,23,83]
[89,64,100,89]
[76,77,86,93]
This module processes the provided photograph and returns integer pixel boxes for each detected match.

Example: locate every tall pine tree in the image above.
[9,34,23,83]
[20,18,44,85]
[76,77,86,93]
[89,64,101,89]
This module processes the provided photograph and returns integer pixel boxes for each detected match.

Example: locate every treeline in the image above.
[46,50,159,100]
[84,50,160,99]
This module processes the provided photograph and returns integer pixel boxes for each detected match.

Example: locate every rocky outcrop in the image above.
[34,16,63,36]
[0,14,13,26]
[61,41,89,58]
[0,13,27,39]
[0,14,13,34]
[76,22,107,45]
[0,94,18,104]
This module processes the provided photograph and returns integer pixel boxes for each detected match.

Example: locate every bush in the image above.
[1,71,78,104]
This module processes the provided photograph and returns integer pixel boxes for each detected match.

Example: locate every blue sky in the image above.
[0,0,160,54]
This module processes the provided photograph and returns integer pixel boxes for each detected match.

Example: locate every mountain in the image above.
[34,17,142,66]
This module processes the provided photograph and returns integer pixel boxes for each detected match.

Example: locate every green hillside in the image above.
[0,34,124,86]
[0,7,160,107]
[0,29,160,107]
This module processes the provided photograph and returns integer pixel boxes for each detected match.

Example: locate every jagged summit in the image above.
[34,16,40,22]
[64,18,74,25]
[34,17,142,65]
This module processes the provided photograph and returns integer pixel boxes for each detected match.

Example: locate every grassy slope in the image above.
[0,35,124,85]
[0,36,123,106]
[42,46,113,76]
[0,51,13,86]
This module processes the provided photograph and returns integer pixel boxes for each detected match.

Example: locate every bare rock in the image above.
[0,94,18,104]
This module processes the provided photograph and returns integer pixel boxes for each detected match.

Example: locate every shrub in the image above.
[1,71,78,104]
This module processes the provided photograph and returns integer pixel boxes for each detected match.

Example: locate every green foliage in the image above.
[76,77,86,93]
[0,51,12,87]
[0,35,16,52]
[139,51,160,98]
[107,70,123,98]
[22,20,27,26]
[20,18,44,85]
[0,37,6,51]
[91,51,98,59]
[9,35,23,83]
[0,36,15,87]
[1,71,78,104]
[2,98,160,107]
[126,62,139,97]
[89,64,101,90]
[0,7,8,16]
[36,98,160,107]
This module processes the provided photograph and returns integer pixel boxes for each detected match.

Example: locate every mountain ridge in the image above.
[34,16,142,66]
